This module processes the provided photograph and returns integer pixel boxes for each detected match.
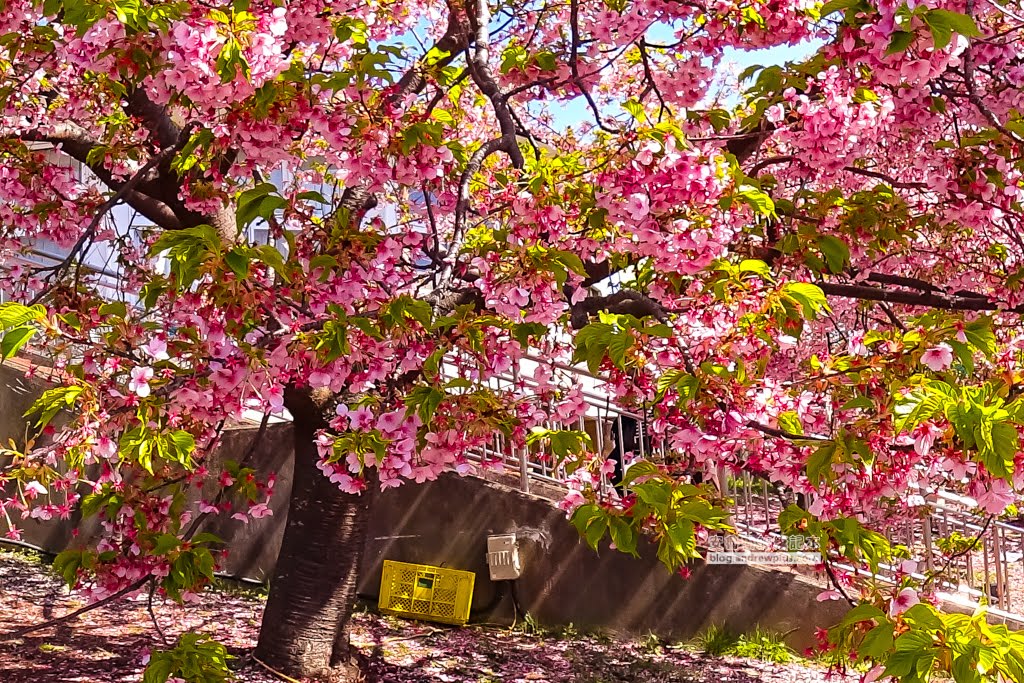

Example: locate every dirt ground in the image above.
[0,549,856,682]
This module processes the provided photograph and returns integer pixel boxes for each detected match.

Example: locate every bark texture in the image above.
[254,388,376,682]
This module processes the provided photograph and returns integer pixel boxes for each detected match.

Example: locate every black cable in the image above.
[508,579,523,621]
[469,579,509,621]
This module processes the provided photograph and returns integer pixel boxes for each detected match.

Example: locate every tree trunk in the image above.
[254,388,376,681]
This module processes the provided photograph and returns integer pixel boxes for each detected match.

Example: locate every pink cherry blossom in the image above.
[624,193,650,221]
[128,367,154,398]
[143,337,169,360]
[889,588,920,616]
[921,344,954,372]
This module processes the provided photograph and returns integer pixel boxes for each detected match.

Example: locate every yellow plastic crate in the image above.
[378,559,475,626]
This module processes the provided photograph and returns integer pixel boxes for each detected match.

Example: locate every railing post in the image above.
[744,472,753,529]
[997,525,1005,610]
[762,480,771,533]
[983,535,991,602]
[922,513,934,573]
[518,446,530,495]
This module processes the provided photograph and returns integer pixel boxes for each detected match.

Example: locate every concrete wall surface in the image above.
[1,363,846,651]
[359,473,847,650]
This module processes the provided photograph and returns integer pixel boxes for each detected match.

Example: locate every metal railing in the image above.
[448,357,1024,626]
[721,472,1024,626]
[445,357,656,495]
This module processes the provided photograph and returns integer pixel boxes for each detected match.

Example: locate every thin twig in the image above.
[923,515,993,590]
[824,560,857,607]
[383,628,443,643]
[147,579,169,645]
[252,656,304,683]
[568,0,618,133]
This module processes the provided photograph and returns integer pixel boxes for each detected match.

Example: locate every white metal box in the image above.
[485,533,522,580]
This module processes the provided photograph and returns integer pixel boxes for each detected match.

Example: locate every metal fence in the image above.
[452,360,1024,627]
[720,472,1024,626]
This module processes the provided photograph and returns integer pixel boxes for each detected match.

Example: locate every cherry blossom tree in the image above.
[3,0,1024,679]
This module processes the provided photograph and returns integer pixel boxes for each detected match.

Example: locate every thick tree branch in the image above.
[465,0,524,169]
[19,125,187,232]
[125,87,181,150]
[579,256,637,288]
[817,280,1016,312]
[29,132,195,302]
[391,7,469,103]
[569,289,669,329]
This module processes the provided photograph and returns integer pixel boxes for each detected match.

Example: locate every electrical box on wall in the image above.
[486,533,522,580]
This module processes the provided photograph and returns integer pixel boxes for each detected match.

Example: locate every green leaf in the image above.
[894,389,944,433]
[152,533,181,555]
[297,190,328,204]
[882,630,936,679]
[621,460,662,485]
[859,623,895,660]
[253,245,288,281]
[923,12,953,50]
[656,370,699,404]
[782,282,830,319]
[664,519,696,557]
[608,517,638,556]
[739,259,772,278]
[777,411,804,436]
[816,235,850,273]
[838,602,887,628]
[98,301,128,318]
[736,184,776,216]
[853,87,879,104]
[840,395,874,411]
[189,532,223,546]
[820,0,860,16]
[166,430,197,466]
[534,51,557,71]
[551,250,588,278]
[584,514,608,550]
[951,653,983,683]
[405,386,444,424]
[1,325,36,359]
[224,248,250,278]
[52,549,93,589]
[981,421,1017,479]
[964,318,996,358]
[26,385,85,428]
[0,302,45,329]
[633,481,672,513]
[807,443,837,484]
[885,30,915,55]
[150,225,222,290]
[927,10,981,43]
[606,330,633,369]
[623,98,646,122]
[235,183,285,229]
[903,603,944,631]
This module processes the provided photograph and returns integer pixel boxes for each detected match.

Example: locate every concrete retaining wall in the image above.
[358,473,846,649]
